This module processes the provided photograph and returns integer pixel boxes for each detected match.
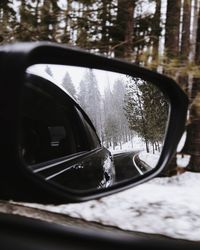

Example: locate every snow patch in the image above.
[25,171,200,242]
[109,136,146,154]
[57,172,200,241]
[138,151,160,168]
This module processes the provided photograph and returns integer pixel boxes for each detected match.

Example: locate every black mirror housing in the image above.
[0,42,188,204]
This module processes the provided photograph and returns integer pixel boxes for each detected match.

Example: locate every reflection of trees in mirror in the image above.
[78,69,102,138]
[45,65,53,77]
[124,77,169,155]
[28,64,169,171]
[102,78,130,150]
[61,72,77,99]
[76,71,132,151]
[59,68,169,162]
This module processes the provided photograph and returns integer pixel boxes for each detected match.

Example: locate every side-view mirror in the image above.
[0,42,188,204]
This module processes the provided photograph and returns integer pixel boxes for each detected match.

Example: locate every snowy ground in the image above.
[27,170,200,242]
[22,137,200,242]
[108,136,146,154]
[109,136,160,168]
[138,151,159,168]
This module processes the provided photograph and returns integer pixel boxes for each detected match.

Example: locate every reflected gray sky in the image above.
[27,64,128,95]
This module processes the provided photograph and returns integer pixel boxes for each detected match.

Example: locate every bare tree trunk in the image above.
[165,0,181,58]
[184,78,200,172]
[182,5,200,172]
[178,0,190,103]
[195,5,200,64]
[114,0,135,59]
[181,0,192,59]
[152,143,155,154]
[161,0,182,176]
[100,0,111,55]
[152,0,161,64]
[190,0,199,62]
[157,142,160,152]
[61,0,73,44]
[124,1,134,59]
[145,140,149,153]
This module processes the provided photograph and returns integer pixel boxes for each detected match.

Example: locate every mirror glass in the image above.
[21,64,169,192]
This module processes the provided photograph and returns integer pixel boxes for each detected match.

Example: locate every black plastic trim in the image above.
[0,42,188,203]
[0,213,199,250]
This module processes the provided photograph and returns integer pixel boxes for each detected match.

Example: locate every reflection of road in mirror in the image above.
[113,151,154,182]
[110,136,160,183]
[113,151,140,182]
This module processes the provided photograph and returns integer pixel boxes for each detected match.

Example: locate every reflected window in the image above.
[20,73,98,165]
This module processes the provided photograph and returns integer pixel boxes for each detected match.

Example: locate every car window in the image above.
[20,75,93,165]
[76,107,101,149]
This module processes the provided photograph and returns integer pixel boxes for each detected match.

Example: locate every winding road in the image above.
[113,151,151,182]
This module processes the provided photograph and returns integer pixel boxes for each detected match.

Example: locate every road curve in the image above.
[113,151,140,182]
[113,151,152,182]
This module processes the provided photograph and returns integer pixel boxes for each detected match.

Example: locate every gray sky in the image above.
[27,64,128,95]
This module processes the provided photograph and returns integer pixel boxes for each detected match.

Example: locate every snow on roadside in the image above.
[109,137,161,169]
[138,151,159,168]
[109,136,145,154]
[31,171,200,242]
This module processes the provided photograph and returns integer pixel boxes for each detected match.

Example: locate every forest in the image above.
[1,0,200,173]
[58,67,168,154]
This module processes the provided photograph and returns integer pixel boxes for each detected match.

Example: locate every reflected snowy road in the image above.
[113,151,154,182]
[113,151,141,181]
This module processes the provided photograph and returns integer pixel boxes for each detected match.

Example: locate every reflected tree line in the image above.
[59,69,168,154]
[124,77,168,154]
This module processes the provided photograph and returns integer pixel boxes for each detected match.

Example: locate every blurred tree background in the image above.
[1,0,200,173]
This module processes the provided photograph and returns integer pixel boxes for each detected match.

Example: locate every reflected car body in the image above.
[30,147,115,191]
[21,73,115,191]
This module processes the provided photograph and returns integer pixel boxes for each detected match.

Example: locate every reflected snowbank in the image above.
[138,151,160,168]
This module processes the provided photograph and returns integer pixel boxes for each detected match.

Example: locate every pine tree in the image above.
[165,0,181,59]
[178,3,200,173]
[39,0,61,41]
[0,0,17,44]
[151,0,161,66]
[124,77,149,152]
[195,4,200,64]
[113,0,136,59]
[102,77,130,149]
[112,78,129,148]
[61,72,76,98]
[124,76,168,153]
[78,69,101,136]
[45,65,53,77]
[181,0,192,60]
[76,1,98,49]
[102,84,114,147]
[97,0,115,55]
[60,0,73,44]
